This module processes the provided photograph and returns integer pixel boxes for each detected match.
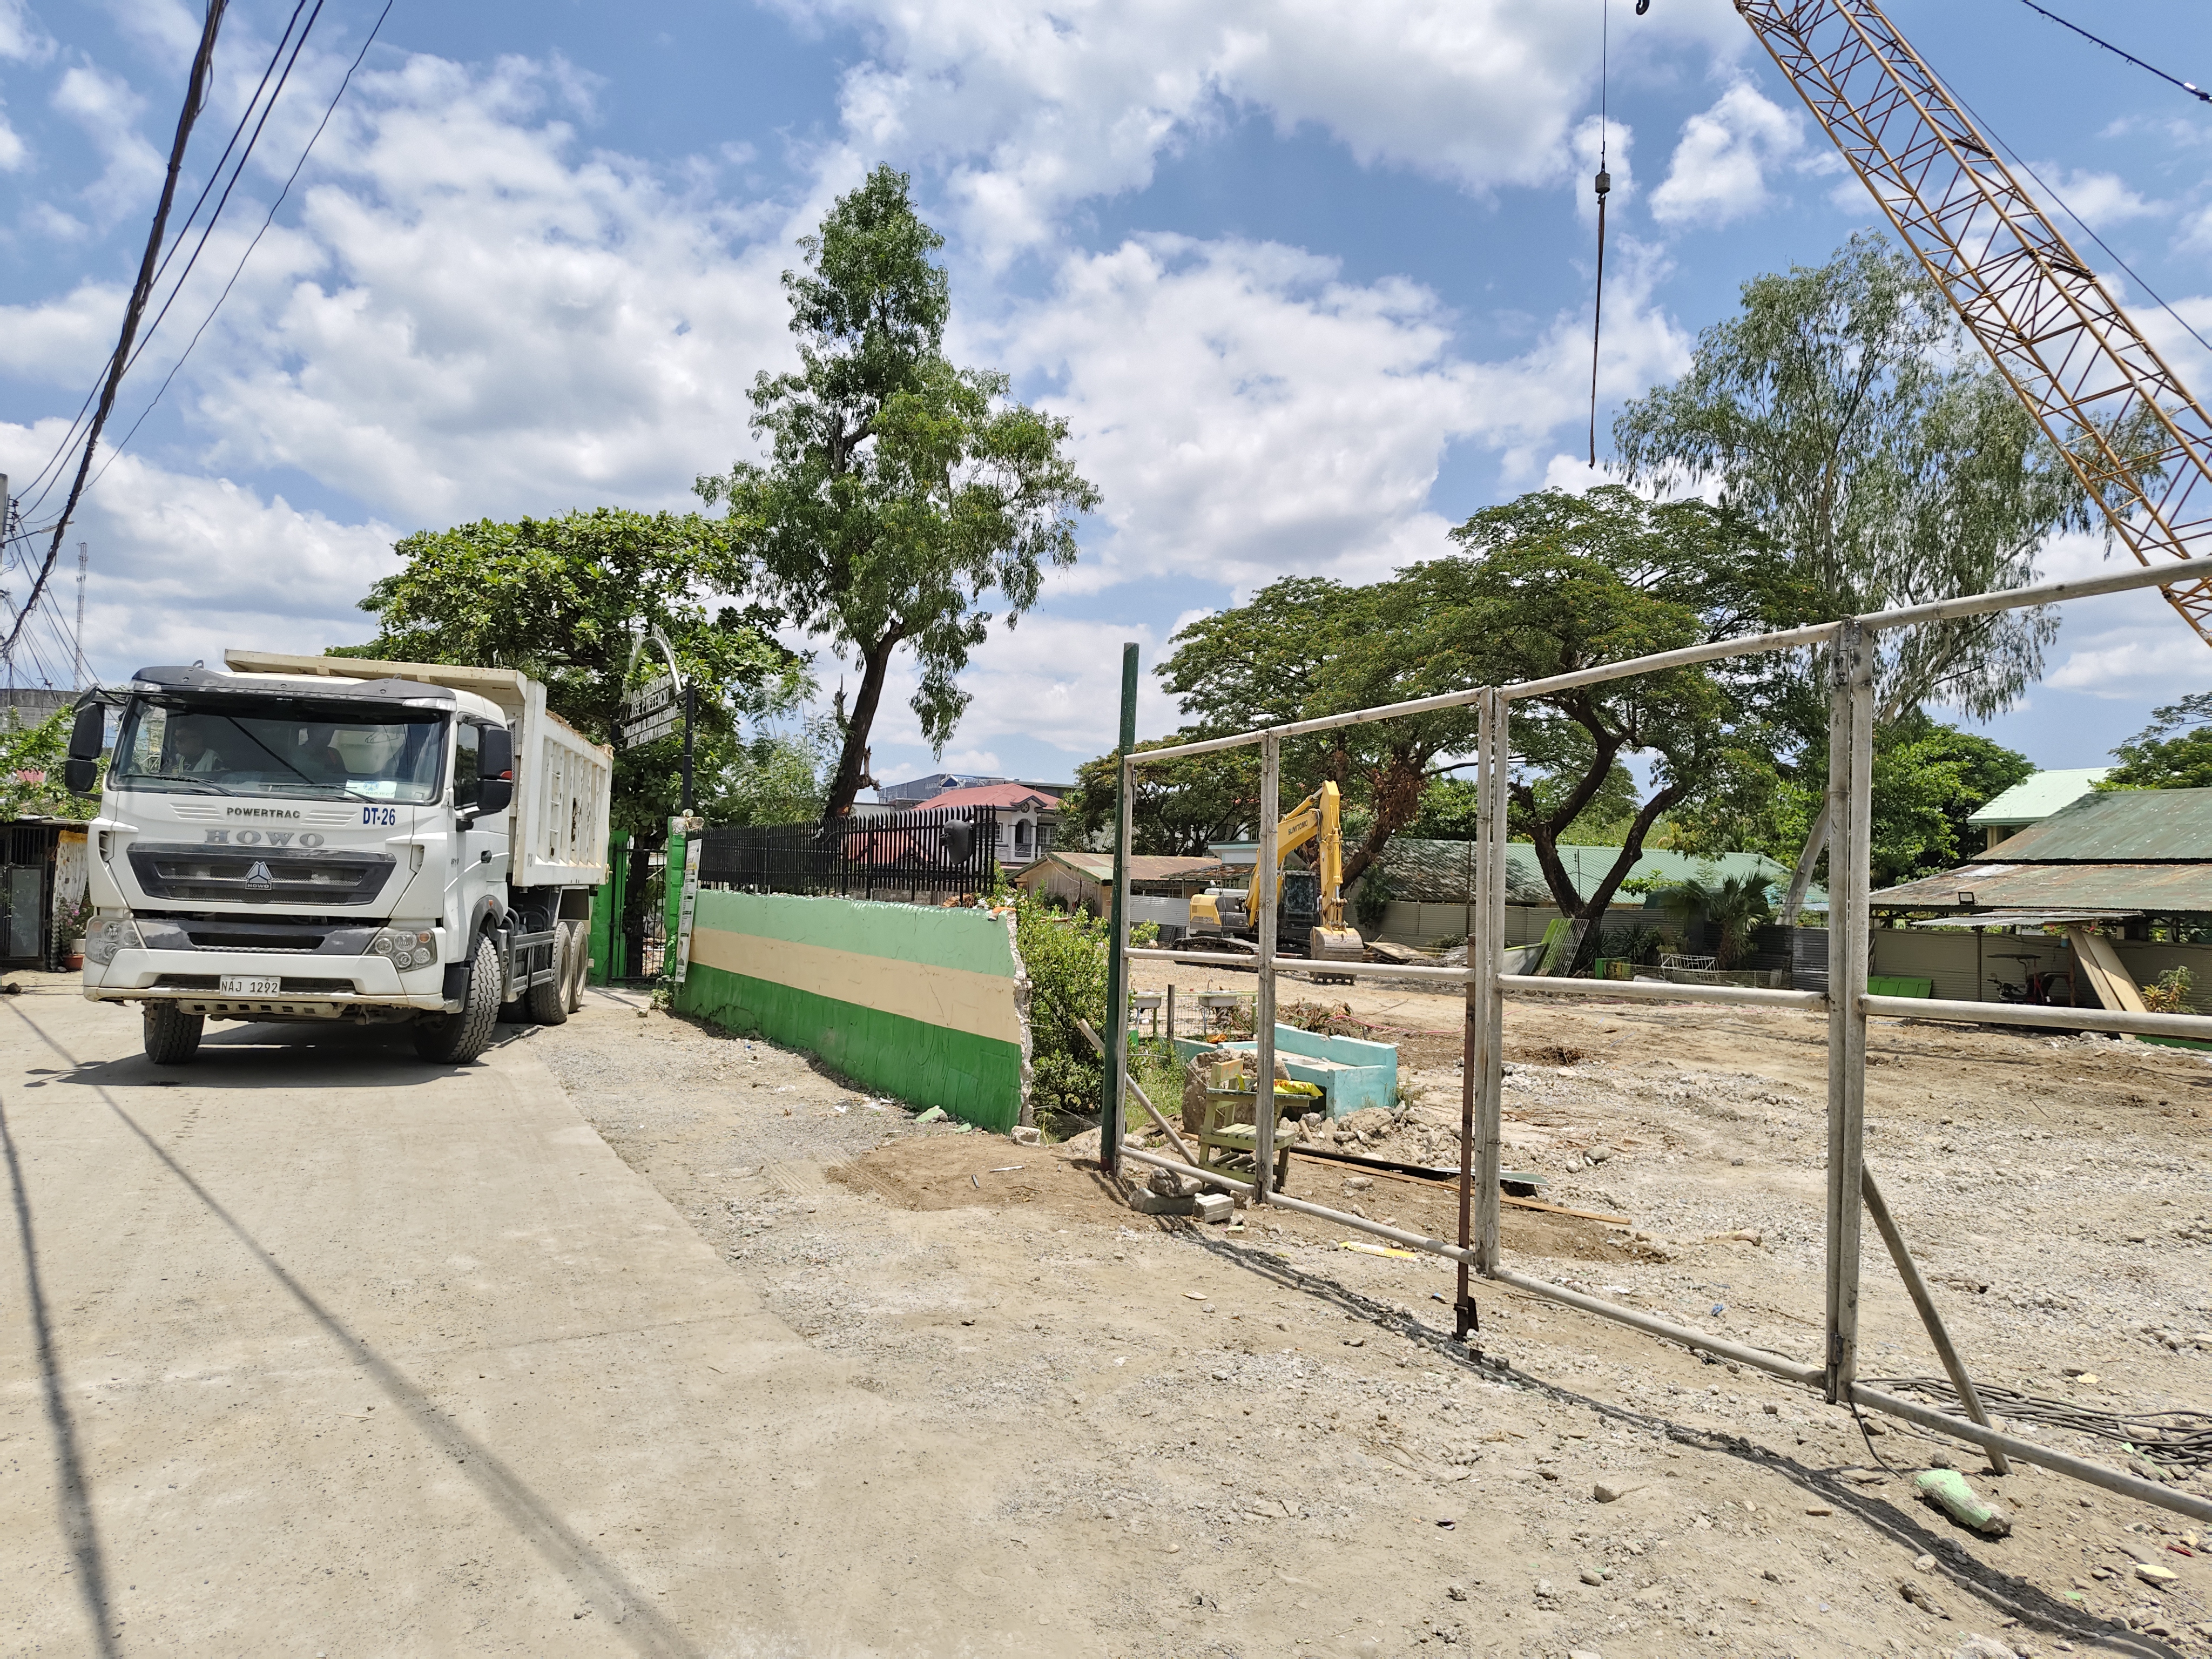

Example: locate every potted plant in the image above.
[58,895,92,972]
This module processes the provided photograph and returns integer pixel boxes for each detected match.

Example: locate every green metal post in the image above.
[1101,643,1138,1175]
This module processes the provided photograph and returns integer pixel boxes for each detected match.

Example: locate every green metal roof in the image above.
[1987,786,2212,862]
[1871,860,2212,914]
[1966,767,2108,828]
[1373,839,1825,910]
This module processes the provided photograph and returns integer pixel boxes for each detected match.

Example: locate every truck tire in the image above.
[563,919,588,1014]
[526,926,569,1025]
[414,933,501,1063]
[143,1002,203,1065]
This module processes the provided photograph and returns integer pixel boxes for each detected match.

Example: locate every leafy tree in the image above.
[1419,487,1800,972]
[1063,736,1258,856]
[343,507,807,844]
[696,165,1100,822]
[1614,233,2088,918]
[2101,692,2212,790]
[1867,723,2034,885]
[1154,575,1482,888]
[1654,869,1775,969]
[0,707,102,819]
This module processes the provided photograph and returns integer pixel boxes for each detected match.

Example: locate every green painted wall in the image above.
[672,888,1030,1132]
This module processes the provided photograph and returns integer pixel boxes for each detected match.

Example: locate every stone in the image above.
[1953,1639,2015,1659]
[1592,1481,1638,1503]
[1010,1124,1042,1145]
[1898,1580,1946,1618]
[1914,1554,1937,1573]
[1129,1191,1196,1216]
[1446,1583,1468,1602]
[1194,1192,1235,1224]
[1586,1143,1611,1163]
[1579,1567,1605,1586]
[1568,1651,1605,1659]
[2135,1562,2179,1589]
[1534,1579,1557,1601]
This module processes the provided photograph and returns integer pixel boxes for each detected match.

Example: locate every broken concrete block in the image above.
[1194,1192,1235,1224]
[1010,1125,1041,1145]
[1129,1191,1196,1216]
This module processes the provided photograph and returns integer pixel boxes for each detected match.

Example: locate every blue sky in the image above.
[2,0,2208,791]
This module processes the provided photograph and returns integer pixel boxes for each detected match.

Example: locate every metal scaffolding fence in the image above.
[1103,553,2212,1524]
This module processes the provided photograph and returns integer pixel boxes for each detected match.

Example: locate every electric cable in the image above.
[2013,0,2211,105]
[1865,1375,2212,1470]
[1589,0,1612,468]
[10,4,306,521]
[3,0,230,666]
[82,0,393,502]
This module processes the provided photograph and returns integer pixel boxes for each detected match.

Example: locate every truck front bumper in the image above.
[83,949,455,1019]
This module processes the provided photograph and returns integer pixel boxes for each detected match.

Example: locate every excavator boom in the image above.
[1738,0,2212,646]
[1188,781,1364,960]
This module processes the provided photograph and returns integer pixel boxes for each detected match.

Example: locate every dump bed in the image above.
[222,649,613,888]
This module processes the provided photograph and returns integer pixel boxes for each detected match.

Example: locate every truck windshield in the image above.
[110,696,448,803]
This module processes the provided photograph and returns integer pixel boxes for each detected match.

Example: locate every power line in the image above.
[2014,0,2212,105]
[86,0,393,498]
[11,4,306,522]
[4,1,231,666]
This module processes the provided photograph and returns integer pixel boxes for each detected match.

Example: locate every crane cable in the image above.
[2014,0,2211,105]
[1589,0,1613,468]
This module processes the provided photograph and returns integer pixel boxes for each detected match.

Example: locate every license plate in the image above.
[219,976,282,997]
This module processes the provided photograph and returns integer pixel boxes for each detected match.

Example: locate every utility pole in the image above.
[74,542,87,690]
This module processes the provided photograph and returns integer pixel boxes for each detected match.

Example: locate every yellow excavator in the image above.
[1188,780,1366,962]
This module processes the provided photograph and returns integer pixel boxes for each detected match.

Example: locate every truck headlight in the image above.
[366,927,438,970]
[86,914,143,965]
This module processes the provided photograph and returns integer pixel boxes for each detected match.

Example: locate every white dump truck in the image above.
[69,650,613,1067]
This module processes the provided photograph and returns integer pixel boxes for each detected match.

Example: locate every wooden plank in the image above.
[2065,924,2148,1015]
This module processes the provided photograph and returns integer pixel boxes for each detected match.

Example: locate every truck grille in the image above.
[134,916,378,954]
[127,844,394,907]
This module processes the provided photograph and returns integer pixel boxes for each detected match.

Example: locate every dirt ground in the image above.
[532,972,2212,1659]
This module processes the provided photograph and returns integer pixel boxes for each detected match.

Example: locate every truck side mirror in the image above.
[64,758,97,795]
[68,703,104,759]
[475,724,514,818]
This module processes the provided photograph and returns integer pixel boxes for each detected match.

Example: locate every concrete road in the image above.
[1,984,1092,1657]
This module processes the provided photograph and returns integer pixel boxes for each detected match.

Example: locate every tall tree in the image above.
[343,507,806,843]
[1422,487,1802,972]
[696,165,1100,822]
[1614,233,2088,919]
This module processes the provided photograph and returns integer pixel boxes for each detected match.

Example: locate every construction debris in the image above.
[1914,1468,2012,1536]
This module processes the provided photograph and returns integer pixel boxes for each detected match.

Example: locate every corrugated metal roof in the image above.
[1986,786,2212,862]
[1026,851,1225,883]
[1373,839,1827,909]
[1966,767,2108,827]
[1870,860,2212,913]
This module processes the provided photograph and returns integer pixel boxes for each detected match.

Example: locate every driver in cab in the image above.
[165,717,225,777]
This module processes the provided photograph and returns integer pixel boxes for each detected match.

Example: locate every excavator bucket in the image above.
[1309,925,1365,962]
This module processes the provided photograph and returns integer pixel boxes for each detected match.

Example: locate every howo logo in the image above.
[204,829,325,847]
[245,860,274,891]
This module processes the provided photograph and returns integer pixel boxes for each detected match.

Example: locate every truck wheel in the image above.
[414,933,501,1063]
[563,920,588,1014]
[143,1002,203,1065]
[526,926,569,1025]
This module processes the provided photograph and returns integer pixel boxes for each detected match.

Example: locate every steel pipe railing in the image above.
[1864,994,2212,1040]
[1500,974,1827,1009]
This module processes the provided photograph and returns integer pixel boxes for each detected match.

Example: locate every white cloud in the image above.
[993,234,1691,596]
[1650,81,1800,228]
[2032,165,2157,231]
[2028,530,2212,703]
[0,0,54,62]
[787,0,1746,257]
[0,420,399,686]
[0,108,24,172]
[146,52,803,525]
[0,279,127,382]
[51,63,163,224]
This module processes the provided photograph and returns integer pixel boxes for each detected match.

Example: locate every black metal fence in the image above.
[694,805,998,901]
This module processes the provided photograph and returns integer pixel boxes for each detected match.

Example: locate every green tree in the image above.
[695,165,1100,822]
[1614,233,2088,918]
[1063,736,1258,857]
[343,505,808,846]
[0,707,102,819]
[1422,487,1799,972]
[2101,692,2212,790]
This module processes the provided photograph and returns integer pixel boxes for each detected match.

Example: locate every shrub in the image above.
[2142,965,2195,1015]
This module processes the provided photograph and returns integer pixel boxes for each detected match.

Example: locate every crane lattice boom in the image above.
[1739,0,2212,649]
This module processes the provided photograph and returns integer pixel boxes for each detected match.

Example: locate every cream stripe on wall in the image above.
[688,926,1023,1047]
